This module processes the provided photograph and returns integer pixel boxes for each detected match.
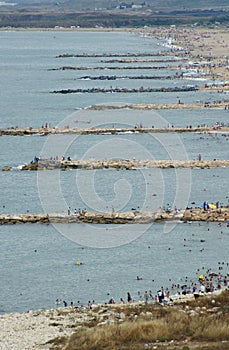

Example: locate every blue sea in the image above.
[0,30,228,314]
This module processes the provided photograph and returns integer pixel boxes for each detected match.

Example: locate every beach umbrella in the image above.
[208,203,216,209]
[199,274,205,279]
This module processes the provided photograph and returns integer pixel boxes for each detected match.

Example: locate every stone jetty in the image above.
[0,208,228,225]
[3,159,229,172]
[80,75,181,80]
[1,125,228,137]
[56,52,171,58]
[101,58,187,63]
[87,102,229,110]
[49,65,170,71]
[52,86,197,94]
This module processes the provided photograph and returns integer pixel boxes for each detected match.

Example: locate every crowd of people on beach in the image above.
[55,269,228,310]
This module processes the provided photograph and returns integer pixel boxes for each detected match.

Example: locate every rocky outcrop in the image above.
[0,208,228,225]
[2,166,12,171]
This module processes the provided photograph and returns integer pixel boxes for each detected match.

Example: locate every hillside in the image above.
[0,0,228,28]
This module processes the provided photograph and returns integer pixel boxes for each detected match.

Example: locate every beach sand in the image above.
[145,26,229,81]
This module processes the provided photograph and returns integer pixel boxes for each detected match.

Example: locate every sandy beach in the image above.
[145,26,229,82]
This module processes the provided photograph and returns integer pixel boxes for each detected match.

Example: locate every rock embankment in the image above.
[0,208,228,225]
[3,159,229,172]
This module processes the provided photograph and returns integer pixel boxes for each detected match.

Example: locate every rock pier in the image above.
[56,52,172,58]
[0,208,228,225]
[0,125,229,137]
[52,86,197,94]
[3,159,229,172]
[87,102,229,110]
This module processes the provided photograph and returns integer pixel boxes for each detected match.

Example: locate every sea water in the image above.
[0,30,228,314]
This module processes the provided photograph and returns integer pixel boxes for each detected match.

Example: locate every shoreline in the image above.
[0,26,131,32]
[0,288,228,350]
[144,26,229,81]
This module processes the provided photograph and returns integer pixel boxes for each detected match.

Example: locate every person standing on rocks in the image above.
[127,292,133,303]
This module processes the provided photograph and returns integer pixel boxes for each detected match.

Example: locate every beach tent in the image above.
[201,203,216,209]
[208,203,217,209]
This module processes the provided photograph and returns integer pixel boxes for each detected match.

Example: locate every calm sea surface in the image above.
[0,30,228,314]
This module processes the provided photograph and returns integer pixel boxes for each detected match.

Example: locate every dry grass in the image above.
[50,290,229,350]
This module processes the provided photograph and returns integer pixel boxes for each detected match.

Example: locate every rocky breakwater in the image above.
[1,125,229,137]
[183,207,229,222]
[52,86,197,94]
[0,208,228,225]
[0,211,180,225]
[0,214,49,225]
[50,65,170,71]
[88,102,229,110]
[9,159,229,172]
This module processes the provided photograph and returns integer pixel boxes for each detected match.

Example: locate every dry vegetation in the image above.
[48,290,229,350]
